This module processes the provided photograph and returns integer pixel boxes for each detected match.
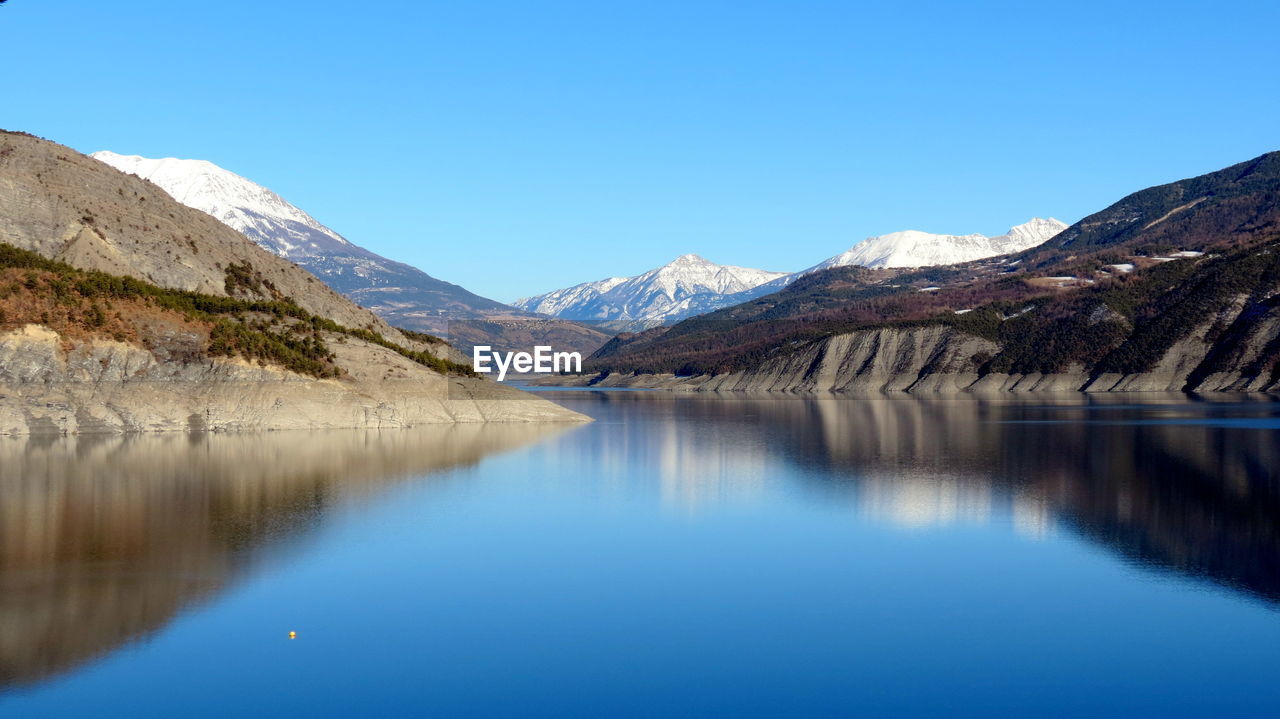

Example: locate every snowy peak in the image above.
[663,253,725,270]
[1002,217,1068,248]
[810,217,1066,271]
[90,150,511,332]
[671,253,708,263]
[513,255,788,325]
[91,151,351,258]
[514,217,1064,327]
[639,254,787,295]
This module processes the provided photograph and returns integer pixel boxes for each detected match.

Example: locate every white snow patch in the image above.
[91,150,353,256]
[807,217,1067,271]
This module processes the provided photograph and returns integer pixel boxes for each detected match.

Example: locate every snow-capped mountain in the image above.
[90,152,355,258]
[516,276,631,318]
[513,254,788,327]
[91,151,509,332]
[808,218,1067,271]
[518,218,1064,328]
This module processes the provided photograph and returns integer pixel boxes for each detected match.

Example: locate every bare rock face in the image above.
[1187,304,1280,392]
[695,326,998,392]
[0,325,586,435]
[566,318,1280,395]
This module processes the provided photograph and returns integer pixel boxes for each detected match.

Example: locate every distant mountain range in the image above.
[91,151,1068,339]
[516,218,1066,328]
[584,150,1280,394]
[513,254,788,328]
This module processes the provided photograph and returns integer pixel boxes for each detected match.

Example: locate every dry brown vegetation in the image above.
[0,242,474,379]
[1,267,159,347]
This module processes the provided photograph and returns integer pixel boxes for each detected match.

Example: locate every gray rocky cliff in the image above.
[0,324,586,435]
[564,320,1280,394]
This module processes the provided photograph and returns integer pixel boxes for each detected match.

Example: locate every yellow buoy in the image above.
[288,631,297,639]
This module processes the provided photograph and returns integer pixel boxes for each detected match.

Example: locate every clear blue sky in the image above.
[4,1,1278,301]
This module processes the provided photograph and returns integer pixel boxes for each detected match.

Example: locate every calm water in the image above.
[1,392,1279,717]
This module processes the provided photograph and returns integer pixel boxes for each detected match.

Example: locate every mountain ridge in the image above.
[809,217,1067,271]
[515,218,1064,329]
[579,150,1280,391]
[91,151,512,332]
[513,253,789,328]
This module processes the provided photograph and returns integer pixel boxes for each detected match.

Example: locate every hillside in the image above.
[91,152,510,325]
[0,130,585,432]
[584,151,1280,392]
[2,135,393,332]
[89,151,611,355]
[1030,152,1280,257]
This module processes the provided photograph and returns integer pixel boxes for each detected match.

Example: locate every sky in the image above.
[3,1,1278,301]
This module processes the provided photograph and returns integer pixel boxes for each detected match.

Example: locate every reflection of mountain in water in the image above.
[793,397,1280,605]
[573,394,1280,604]
[0,424,569,689]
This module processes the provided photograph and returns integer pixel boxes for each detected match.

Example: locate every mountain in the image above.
[808,218,1067,271]
[582,151,1280,392]
[512,254,789,328]
[0,130,583,433]
[517,219,1063,330]
[89,151,611,354]
[91,151,509,331]
[1027,152,1280,259]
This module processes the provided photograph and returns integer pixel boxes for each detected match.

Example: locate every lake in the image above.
[1,391,1278,717]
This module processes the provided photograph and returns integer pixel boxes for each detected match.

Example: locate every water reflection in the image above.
[555,393,1280,604]
[0,424,570,689]
[4,394,1280,702]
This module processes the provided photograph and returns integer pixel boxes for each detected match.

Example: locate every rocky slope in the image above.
[0,130,586,432]
[3,137,388,332]
[0,321,585,434]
